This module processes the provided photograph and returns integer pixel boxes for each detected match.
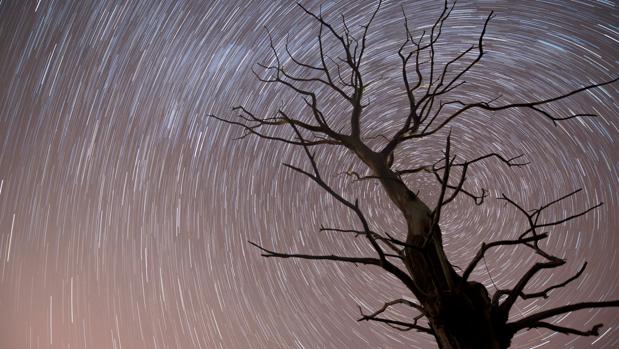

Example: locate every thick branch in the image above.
[283,121,424,297]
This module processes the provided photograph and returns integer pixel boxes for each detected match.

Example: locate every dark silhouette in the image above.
[211,1,618,348]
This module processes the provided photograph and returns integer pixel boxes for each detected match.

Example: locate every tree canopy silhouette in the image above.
[210,1,618,348]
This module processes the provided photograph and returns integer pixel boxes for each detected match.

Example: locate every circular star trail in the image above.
[0,1,617,348]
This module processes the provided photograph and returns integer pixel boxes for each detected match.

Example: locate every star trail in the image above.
[0,0,617,348]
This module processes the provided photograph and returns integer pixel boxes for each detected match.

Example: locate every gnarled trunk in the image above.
[403,214,512,348]
[423,278,509,348]
[357,147,512,348]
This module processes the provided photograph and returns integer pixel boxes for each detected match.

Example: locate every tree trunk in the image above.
[402,213,511,348]
[356,147,512,348]
[400,201,505,347]
[405,218,513,348]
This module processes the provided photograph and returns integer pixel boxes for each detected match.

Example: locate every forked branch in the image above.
[462,233,548,280]
[489,190,617,327]
[209,1,619,345]
[519,262,588,300]
[358,299,432,334]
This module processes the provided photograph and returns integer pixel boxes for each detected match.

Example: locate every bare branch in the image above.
[360,298,424,317]
[522,322,603,337]
[359,313,433,334]
[283,29,352,101]
[207,113,338,147]
[489,188,605,316]
[492,262,589,308]
[499,258,565,315]
[319,225,366,237]
[210,2,618,345]
[395,165,433,176]
[421,11,494,105]
[462,233,549,280]
[358,299,431,334]
[432,131,453,223]
[249,241,380,266]
[283,121,424,297]
[449,153,529,169]
[419,77,619,137]
[508,300,619,335]
[340,170,383,183]
[319,225,403,256]
[520,262,587,300]
[430,161,487,206]
[531,202,603,230]
[497,191,602,262]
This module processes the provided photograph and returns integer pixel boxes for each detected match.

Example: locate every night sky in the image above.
[0,0,618,348]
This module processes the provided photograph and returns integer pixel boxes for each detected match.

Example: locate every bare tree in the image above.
[210,1,618,348]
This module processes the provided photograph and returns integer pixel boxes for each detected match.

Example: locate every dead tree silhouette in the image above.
[210,1,618,348]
